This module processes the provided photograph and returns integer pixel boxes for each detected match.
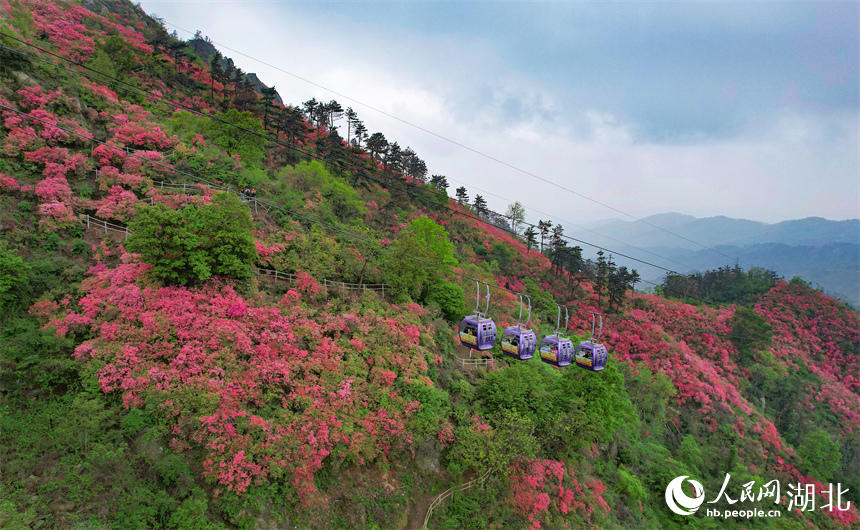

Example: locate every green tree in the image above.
[553,360,636,444]
[797,429,842,480]
[0,242,28,308]
[429,175,449,193]
[206,109,267,167]
[209,50,223,102]
[352,120,367,148]
[127,193,257,286]
[384,217,458,301]
[523,226,537,253]
[447,409,539,477]
[473,195,488,218]
[260,86,278,132]
[730,306,773,364]
[506,201,526,235]
[344,107,358,145]
[366,132,388,164]
[676,435,705,475]
[424,280,466,322]
[479,362,556,429]
[537,220,552,253]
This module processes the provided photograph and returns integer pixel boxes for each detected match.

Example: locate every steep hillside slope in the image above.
[0,1,857,529]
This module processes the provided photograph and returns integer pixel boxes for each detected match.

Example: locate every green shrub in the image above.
[127,193,257,286]
[798,429,841,480]
[424,280,466,322]
[154,454,191,486]
[0,242,28,307]
[120,409,152,437]
[401,381,450,440]
[43,233,61,251]
[71,239,89,256]
[78,183,94,199]
[617,467,647,502]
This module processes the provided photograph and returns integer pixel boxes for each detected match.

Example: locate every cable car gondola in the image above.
[501,294,538,361]
[458,281,497,351]
[576,312,608,372]
[540,305,574,367]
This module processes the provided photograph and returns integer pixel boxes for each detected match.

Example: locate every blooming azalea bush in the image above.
[47,254,436,504]
[508,458,609,530]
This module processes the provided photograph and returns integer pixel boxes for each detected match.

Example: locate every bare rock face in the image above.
[245,72,284,105]
[187,38,283,105]
[12,70,38,86]
[136,429,165,463]
[415,439,441,472]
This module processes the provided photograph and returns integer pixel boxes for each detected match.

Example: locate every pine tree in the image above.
[345,107,358,146]
[523,226,538,252]
[565,246,584,287]
[608,264,629,312]
[386,142,402,176]
[455,186,468,205]
[302,98,319,129]
[209,50,223,102]
[324,100,344,130]
[473,195,488,218]
[260,86,278,132]
[595,250,608,308]
[231,67,244,102]
[538,220,552,254]
[352,121,367,148]
[629,269,641,292]
[430,175,449,192]
[550,223,568,274]
[223,61,235,103]
[366,133,388,166]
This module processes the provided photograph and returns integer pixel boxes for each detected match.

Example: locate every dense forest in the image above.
[0,1,857,529]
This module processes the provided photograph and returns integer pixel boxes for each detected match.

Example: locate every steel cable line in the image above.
[1,105,779,349]
[1,104,520,295]
[440,172,702,272]
[0,37,705,277]
[158,19,752,269]
[2,32,781,347]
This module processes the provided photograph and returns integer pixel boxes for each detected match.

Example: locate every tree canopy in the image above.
[127,193,257,286]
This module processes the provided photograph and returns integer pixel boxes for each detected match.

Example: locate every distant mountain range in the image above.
[569,214,859,307]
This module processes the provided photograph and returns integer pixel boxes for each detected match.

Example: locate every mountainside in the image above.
[0,1,857,529]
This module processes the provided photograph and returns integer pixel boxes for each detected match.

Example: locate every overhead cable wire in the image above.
[0,36,704,277]
[1,104,520,296]
[2,105,778,348]
[158,19,752,269]
[0,36,695,273]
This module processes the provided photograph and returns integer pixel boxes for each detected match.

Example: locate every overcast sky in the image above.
[139,0,858,225]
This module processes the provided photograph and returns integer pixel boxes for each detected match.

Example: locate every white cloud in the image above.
[141,1,859,225]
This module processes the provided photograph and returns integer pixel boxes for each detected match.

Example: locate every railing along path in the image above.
[255,268,391,297]
[78,215,391,297]
[455,349,495,368]
[80,214,131,240]
[423,469,492,529]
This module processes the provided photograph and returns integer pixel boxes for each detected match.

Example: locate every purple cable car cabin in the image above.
[459,316,497,351]
[540,335,574,367]
[459,281,497,351]
[575,341,608,371]
[501,294,537,360]
[501,327,537,360]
